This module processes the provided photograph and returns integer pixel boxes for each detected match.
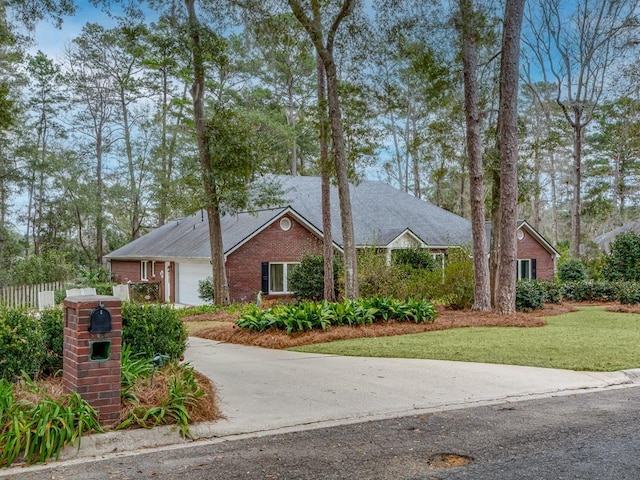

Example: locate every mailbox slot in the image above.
[89,305,112,333]
[89,340,111,361]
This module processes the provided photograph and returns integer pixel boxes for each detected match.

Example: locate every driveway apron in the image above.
[184,336,631,437]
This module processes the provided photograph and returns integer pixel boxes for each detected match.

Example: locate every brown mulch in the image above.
[605,304,640,314]
[189,303,577,350]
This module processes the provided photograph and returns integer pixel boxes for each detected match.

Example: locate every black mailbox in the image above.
[89,305,112,333]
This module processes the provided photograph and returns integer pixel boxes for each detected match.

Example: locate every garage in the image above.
[175,262,212,306]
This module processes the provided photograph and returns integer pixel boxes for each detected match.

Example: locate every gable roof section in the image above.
[593,221,640,253]
[517,220,561,258]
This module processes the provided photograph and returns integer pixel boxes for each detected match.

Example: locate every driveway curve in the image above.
[184,336,633,438]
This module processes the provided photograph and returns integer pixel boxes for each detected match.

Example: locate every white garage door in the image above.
[176,262,212,306]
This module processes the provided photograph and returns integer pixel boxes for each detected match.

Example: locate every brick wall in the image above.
[226,215,323,302]
[63,296,122,426]
[517,229,556,280]
[110,260,172,302]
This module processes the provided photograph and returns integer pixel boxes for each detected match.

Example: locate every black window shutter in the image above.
[261,262,269,294]
[531,259,537,280]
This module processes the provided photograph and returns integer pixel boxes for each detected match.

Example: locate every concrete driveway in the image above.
[184,336,635,438]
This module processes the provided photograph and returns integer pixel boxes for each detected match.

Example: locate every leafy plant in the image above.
[236,297,437,335]
[118,362,205,439]
[288,254,342,301]
[0,375,102,467]
[39,308,64,376]
[603,231,640,281]
[122,303,188,360]
[516,281,545,312]
[558,259,588,282]
[392,248,439,271]
[198,276,214,304]
[0,308,45,382]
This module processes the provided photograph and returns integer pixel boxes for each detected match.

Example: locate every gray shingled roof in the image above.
[593,221,640,253]
[107,176,472,260]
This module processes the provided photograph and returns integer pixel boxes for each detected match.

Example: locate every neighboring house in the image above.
[593,221,640,254]
[106,176,559,305]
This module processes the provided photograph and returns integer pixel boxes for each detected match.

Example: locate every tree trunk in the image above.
[287,0,358,299]
[317,54,335,302]
[185,0,230,305]
[459,0,491,311]
[571,118,583,258]
[495,0,525,315]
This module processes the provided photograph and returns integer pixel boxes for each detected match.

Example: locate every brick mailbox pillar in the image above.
[63,295,122,427]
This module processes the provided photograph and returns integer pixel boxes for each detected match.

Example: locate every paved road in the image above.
[5,386,640,479]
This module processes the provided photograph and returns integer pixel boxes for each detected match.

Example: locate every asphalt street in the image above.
[5,385,640,479]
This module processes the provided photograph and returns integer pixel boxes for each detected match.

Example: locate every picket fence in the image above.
[0,281,67,309]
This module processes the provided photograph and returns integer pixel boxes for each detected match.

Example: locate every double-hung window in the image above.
[516,259,537,280]
[262,262,299,294]
[141,261,149,281]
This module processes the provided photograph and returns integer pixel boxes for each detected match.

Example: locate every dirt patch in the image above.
[190,303,576,350]
[428,453,473,468]
[605,304,640,314]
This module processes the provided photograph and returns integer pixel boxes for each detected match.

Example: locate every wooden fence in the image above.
[0,281,67,309]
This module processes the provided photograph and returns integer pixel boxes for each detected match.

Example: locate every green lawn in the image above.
[289,307,640,371]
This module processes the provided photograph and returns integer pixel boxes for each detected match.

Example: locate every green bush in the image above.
[560,280,618,302]
[439,249,474,309]
[122,303,188,360]
[39,308,64,376]
[10,251,74,286]
[289,254,342,301]
[516,281,545,311]
[618,282,640,305]
[603,231,640,281]
[539,281,562,304]
[236,297,437,335]
[198,277,214,304]
[558,259,588,282]
[392,248,439,271]
[0,308,45,382]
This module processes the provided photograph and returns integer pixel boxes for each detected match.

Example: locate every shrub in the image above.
[618,282,640,305]
[515,281,545,311]
[392,248,438,271]
[439,248,474,309]
[289,254,342,301]
[198,277,214,304]
[603,231,640,281]
[560,280,618,302]
[122,303,188,360]
[558,259,588,282]
[0,308,45,382]
[39,308,64,376]
[539,281,561,304]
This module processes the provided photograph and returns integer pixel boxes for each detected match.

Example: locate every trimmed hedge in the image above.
[121,303,188,360]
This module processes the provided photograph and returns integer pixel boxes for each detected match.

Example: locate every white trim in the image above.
[268,262,300,294]
[141,261,149,281]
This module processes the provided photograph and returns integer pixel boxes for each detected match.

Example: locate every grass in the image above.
[289,307,640,372]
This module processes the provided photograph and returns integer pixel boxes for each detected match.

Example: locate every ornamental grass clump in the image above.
[236,297,437,335]
[0,375,102,467]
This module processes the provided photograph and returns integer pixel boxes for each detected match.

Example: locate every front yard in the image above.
[188,305,640,372]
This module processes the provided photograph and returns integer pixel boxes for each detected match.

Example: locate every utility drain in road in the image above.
[428,453,473,468]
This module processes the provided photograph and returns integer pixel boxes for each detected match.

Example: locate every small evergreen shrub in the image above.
[515,281,545,311]
[0,308,45,382]
[39,308,64,376]
[289,254,342,301]
[618,282,640,305]
[392,248,438,271]
[539,281,561,304]
[122,303,188,360]
[558,259,588,282]
[560,280,618,302]
[198,277,214,304]
[603,231,640,281]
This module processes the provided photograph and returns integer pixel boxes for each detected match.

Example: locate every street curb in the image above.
[620,368,640,383]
